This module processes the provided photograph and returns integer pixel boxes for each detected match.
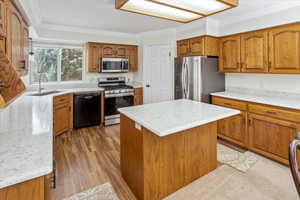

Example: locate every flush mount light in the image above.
[116,0,239,23]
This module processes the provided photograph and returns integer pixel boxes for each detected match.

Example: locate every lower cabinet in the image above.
[0,175,52,200]
[134,88,143,106]
[248,113,300,165]
[212,95,300,166]
[53,94,73,136]
[218,112,247,147]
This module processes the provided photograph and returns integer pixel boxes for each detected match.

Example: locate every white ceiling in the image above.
[29,0,300,34]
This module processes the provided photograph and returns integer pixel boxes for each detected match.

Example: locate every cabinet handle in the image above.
[0,82,5,87]
[248,119,252,126]
[52,160,56,189]
[266,111,277,115]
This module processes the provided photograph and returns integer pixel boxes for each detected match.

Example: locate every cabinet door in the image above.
[241,31,268,73]
[177,40,189,57]
[86,44,100,72]
[219,36,241,72]
[102,45,115,57]
[269,24,300,73]
[0,0,6,37]
[218,112,247,147]
[248,113,300,164]
[20,25,29,76]
[189,37,204,56]
[9,7,23,75]
[128,46,138,72]
[115,46,126,57]
[54,104,71,136]
[134,88,143,105]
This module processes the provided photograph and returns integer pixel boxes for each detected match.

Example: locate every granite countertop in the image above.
[118,99,240,137]
[211,89,300,110]
[0,87,104,189]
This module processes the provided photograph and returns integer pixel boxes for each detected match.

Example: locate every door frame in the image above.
[142,44,174,104]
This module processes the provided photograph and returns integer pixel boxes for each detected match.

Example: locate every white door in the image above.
[143,45,173,104]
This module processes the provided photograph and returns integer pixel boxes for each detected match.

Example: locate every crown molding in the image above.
[38,23,139,39]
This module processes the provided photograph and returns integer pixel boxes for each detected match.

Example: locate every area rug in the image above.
[63,182,119,200]
[164,158,298,200]
[217,144,258,172]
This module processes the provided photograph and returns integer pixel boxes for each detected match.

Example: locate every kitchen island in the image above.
[118,99,240,200]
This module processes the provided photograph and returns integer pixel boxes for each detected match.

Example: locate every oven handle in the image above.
[105,92,134,98]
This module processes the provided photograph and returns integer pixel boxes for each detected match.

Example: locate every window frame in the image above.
[29,42,85,85]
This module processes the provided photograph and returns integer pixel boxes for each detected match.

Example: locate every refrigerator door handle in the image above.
[185,61,189,98]
[181,59,186,98]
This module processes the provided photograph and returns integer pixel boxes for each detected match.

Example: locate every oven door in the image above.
[102,58,128,73]
[105,94,134,125]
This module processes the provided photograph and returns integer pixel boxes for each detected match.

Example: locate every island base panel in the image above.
[120,114,217,200]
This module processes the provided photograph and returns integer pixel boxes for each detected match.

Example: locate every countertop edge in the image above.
[211,92,300,111]
[120,109,240,137]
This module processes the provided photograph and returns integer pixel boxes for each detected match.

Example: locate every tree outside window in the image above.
[31,46,83,83]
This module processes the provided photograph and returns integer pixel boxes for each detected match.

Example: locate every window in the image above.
[30,45,83,84]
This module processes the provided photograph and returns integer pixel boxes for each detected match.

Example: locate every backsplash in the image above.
[23,72,135,91]
[226,73,300,94]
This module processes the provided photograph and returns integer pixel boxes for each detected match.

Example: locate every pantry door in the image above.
[143,45,173,104]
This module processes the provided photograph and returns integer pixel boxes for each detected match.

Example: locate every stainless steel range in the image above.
[98,77,134,126]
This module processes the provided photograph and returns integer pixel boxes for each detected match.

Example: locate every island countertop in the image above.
[118,99,240,137]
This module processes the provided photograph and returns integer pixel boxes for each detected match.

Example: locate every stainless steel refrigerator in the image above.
[174,56,225,103]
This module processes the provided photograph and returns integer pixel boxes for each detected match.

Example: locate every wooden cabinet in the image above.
[212,95,300,166]
[218,112,247,147]
[0,49,25,108]
[53,94,73,136]
[241,31,268,73]
[134,88,143,106]
[86,43,101,72]
[212,96,248,147]
[127,46,138,72]
[248,113,300,165]
[86,42,138,73]
[0,175,51,200]
[219,22,300,74]
[219,35,241,72]
[6,1,29,76]
[269,23,300,73]
[177,39,189,57]
[0,0,6,38]
[177,35,219,57]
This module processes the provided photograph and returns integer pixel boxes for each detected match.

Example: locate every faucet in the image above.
[38,73,44,94]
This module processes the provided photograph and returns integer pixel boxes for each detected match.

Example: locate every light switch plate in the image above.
[135,122,142,130]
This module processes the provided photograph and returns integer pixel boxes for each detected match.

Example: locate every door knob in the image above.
[146,84,150,87]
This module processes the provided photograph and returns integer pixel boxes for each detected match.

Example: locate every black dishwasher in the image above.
[73,93,101,129]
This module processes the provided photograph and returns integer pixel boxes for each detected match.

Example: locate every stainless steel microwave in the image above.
[101,58,129,73]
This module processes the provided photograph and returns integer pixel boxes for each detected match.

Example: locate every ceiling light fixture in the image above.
[116,0,239,23]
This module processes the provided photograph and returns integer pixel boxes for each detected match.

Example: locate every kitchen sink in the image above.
[27,90,62,96]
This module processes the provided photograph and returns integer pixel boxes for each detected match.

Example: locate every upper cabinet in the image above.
[6,0,29,76]
[240,31,268,73]
[269,23,300,74]
[127,46,138,72]
[86,42,138,73]
[177,35,219,57]
[86,43,101,73]
[219,22,300,74]
[219,36,241,72]
[0,0,6,38]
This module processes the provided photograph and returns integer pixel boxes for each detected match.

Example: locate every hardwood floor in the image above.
[53,125,137,200]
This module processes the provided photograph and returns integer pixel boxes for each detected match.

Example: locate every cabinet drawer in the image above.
[134,88,143,95]
[53,94,71,107]
[248,104,300,123]
[212,96,247,111]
